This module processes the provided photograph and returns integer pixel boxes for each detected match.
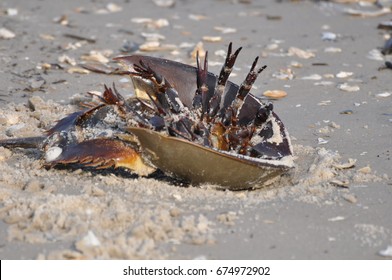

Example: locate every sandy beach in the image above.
[0,0,391,259]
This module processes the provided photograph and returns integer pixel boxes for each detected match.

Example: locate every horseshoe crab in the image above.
[0,43,294,190]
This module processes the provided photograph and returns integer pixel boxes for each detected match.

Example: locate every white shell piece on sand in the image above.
[322,32,337,41]
[378,245,392,257]
[45,147,63,162]
[336,71,353,78]
[376,92,391,98]
[0,28,16,39]
[338,83,360,92]
[301,74,322,80]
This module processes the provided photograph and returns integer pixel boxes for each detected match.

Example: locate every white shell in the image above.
[45,147,63,162]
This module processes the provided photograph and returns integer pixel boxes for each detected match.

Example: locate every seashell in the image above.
[188,14,207,21]
[0,28,15,39]
[152,0,176,8]
[333,158,356,169]
[67,67,90,74]
[139,41,177,52]
[378,245,392,257]
[81,51,110,64]
[338,83,360,92]
[336,71,353,78]
[376,92,391,98]
[330,179,349,188]
[322,32,337,41]
[344,7,391,17]
[324,47,342,53]
[190,41,205,59]
[367,49,384,61]
[328,216,345,222]
[263,90,288,99]
[288,47,315,59]
[106,3,122,13]
[214,26,237,34]
[58,54,77,66]
[6,8,18,16]
[318,137,329,145]
[141,32,166,41]
[301,74,322,80]
[272,68,294,80]
[45,147,63,162]
[202,36,222,43]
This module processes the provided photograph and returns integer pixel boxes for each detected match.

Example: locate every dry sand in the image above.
[0,0,391,259]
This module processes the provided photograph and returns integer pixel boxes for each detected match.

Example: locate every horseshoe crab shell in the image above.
[114,50,294,190]
[128,127,293,190]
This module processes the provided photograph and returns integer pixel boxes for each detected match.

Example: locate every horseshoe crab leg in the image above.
[193,51,210,119]
[209,43,242,118]
[0,136,46,149]
[236,57,267,101]
[131,61,185,115]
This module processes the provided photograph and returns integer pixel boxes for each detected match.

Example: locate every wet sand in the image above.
[0,0,391,259]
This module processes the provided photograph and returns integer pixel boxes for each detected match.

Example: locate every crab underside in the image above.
[0,43,294,190]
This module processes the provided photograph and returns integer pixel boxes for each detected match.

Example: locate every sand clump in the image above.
[0,98,386,259]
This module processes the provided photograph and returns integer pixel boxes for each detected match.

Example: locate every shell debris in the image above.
[0,28,16,39]
[45,147,63,162]
[202,36,222,43]
[338,83,360,92]
[288,47,316,59]
[263,90,288,99]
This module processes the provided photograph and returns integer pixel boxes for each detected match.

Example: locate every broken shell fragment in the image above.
[263,90,287,99]
[376,92,391,98]
[45,147,63,162]
[378,245,392,258]
[333,158,356,169]
[288,47,315,59]
[0,28,16,39]
[338,83,360,92]
[67,67,90,74]
[153,0,176,8]
[202,36,222,43]
[336,71,353,78]
[330,179,349,188]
